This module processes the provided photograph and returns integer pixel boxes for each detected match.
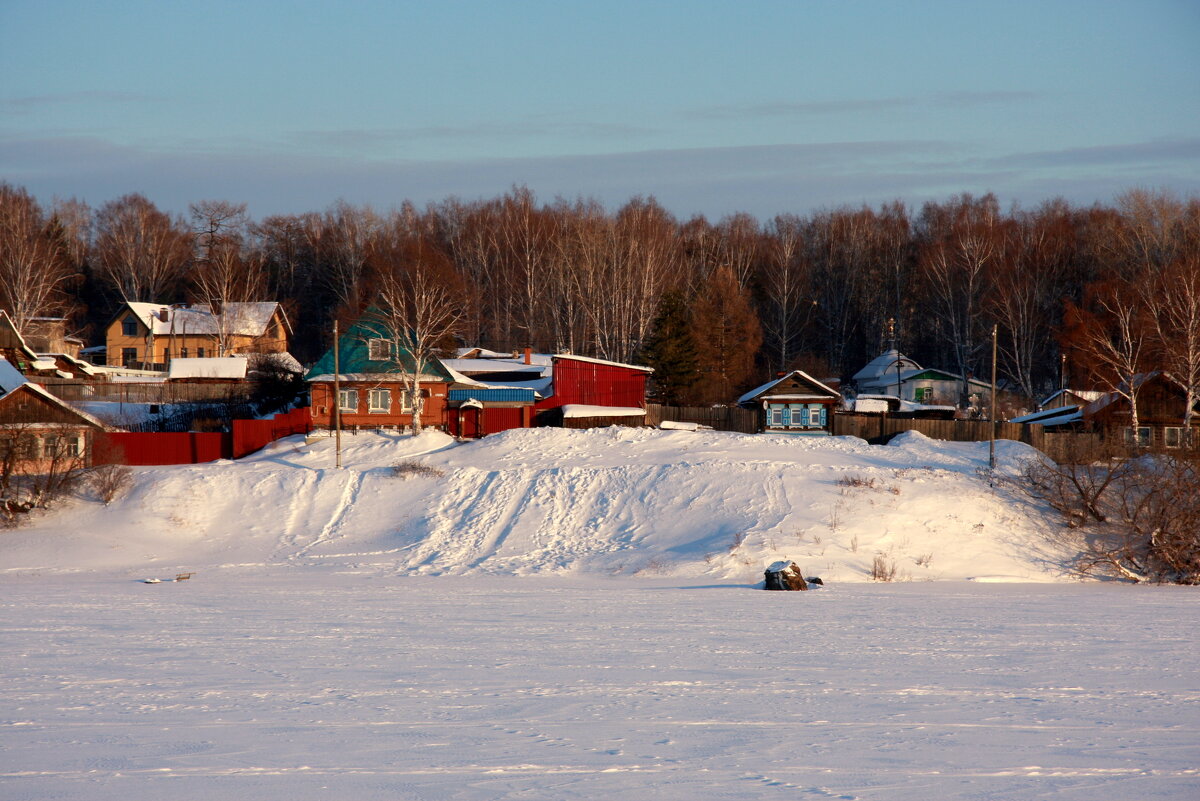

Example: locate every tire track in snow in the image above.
[294,470,363,558]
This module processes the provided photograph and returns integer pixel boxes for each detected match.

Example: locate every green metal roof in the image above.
[305,311,453,382]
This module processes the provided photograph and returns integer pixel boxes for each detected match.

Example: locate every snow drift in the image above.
[2,427,1072,582]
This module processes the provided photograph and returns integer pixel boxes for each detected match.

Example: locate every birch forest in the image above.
[2,182,1198,407]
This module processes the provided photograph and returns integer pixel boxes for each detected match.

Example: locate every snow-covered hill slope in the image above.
[2,427,1073,581]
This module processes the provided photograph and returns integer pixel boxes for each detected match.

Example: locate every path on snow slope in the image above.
[2,427,1073,581]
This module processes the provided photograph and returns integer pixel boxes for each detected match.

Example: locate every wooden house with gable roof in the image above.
[738,371,842,435]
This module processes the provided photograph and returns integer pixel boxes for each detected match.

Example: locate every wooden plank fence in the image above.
[645,404,759,433]
[647,406,1111,464]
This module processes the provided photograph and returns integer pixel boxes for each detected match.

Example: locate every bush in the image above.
[870,553,898,581]
[1018,444,1200,584]
[88,464,134,505]
[390,460,445,480]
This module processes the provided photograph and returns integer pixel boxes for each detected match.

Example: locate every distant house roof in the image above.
[168,356,249,380]
[1011,406,1084,426]
[1039,388,1106,408]
[554,354,653,373]
[852,349,921,382]
[119,302,289,338]
[738,370,841,406]
[305,311,454,384]
[0,360,106,428]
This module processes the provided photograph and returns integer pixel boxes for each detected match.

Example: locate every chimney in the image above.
[524,347,532,365]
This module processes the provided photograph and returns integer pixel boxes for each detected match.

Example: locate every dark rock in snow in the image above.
[806,576,824,586]
[764,560,808,591]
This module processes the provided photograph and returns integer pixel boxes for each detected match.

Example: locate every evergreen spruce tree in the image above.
[639,289,700,405]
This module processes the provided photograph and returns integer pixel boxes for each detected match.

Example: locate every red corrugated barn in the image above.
[535,355,652,411]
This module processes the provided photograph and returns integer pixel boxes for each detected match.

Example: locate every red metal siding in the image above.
[99,432,232,465]
[535,358,648,411]
[231,407,312,458]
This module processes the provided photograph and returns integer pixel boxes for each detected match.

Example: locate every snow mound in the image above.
[4,428,1074,582]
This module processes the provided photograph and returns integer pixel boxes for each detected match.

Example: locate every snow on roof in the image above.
[123,302,284,337]
[560,404,647,418]
[852,349,921,381]
[168,356,249,380]
[1039,388,1105,407]
[738,370,840,405]
[0,361,106,428]
[455,347,513,359]
[442,358,547,376]
[553,354,653,373]
[0,360,27,394]
[1011,407,1083,426]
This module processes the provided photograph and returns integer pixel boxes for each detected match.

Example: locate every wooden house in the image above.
[106,302,291,369]
[1082,372,1199,448]
[305,314,454,431]
[738,370,842,435]
[853,348,990,407]
[0,360,106,471]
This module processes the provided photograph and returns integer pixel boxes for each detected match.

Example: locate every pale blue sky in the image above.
[2,0,1198,219]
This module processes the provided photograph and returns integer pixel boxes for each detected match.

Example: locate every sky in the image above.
[2,0,1198,221]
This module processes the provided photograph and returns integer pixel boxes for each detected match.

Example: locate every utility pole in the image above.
[333,319,342,470]
[989,323,998,470]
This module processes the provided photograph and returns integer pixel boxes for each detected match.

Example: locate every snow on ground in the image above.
[2,428,1197,799]
[2,575,1196,800]
[4,427,1070,581]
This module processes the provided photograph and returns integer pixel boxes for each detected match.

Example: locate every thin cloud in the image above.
[932,90,1040,107]
[687,91,1039,120]
[3,134,1197,223]
[987,138,1200,169]
[687,97,918,120]
[288,119,655,151]
[4,91,161,109]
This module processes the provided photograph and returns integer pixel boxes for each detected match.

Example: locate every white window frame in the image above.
[368,338,391,361]
[1164,426,1183,449]
[368,388,391,414]
[338,388,358,413]
[1123,426,1151,447]
[399,388,415,413]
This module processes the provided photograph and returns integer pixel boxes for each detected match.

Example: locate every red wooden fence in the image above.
[98,407,312,466]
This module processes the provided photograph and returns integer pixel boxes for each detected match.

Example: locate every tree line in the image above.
[1,182,1197,410]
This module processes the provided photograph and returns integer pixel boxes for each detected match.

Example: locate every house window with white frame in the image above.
[1164,426,1183,448]
[368,338,392,361]
[368,388,391,413]
[399,388,415,413]
[1123,426,1151,447]
[338,388,358,413]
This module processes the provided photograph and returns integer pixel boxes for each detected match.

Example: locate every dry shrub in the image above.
[1018,440,1200,584]
[88,464,134,505]
[390,460,445,480]
[838,475,876,489]
[870,552,898,581]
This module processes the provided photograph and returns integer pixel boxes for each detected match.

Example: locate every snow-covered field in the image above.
[2,429,1197,799]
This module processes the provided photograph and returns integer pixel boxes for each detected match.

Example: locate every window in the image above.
[1123,426,1151,447]
[769,405,783,427]
[121,347,138,366]
[914,387,931,403]
[180,347,188,358]
[338,389,358,413]
[808,404,826,428]
[368,338,392,361]
[1165,427,1183,449]
[399,389,415,413]
[122,316,138,336]
[197,347,206,358]
[368,388,391,413]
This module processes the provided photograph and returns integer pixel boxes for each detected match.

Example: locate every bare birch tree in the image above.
[94,194,191,303]
[0,184,75,333]
[367,230,463,434]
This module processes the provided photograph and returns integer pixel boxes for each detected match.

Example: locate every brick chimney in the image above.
[524,347,532,365]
